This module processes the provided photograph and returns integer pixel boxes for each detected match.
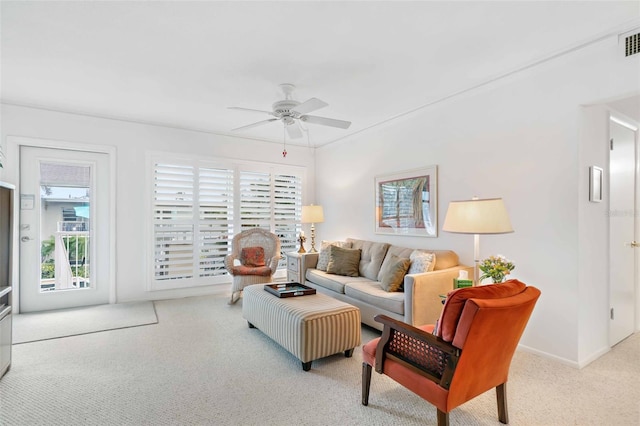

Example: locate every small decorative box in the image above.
[454,278,473,289]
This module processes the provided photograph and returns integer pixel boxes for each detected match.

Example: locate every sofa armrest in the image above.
[300,252,319,282]
[403,265,475,327]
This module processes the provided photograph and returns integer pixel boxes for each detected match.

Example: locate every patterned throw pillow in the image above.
[379,254,411,292]
[316,240,351,271]
[326,246,361,277]
[407,250,436,274]
[240,246,266,267]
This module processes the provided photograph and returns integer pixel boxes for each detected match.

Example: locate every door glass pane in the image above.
[39,162,91,292]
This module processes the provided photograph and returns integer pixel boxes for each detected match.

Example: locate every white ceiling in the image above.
[2,1,639,146]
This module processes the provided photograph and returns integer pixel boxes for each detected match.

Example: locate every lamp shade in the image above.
[301,205,324,224]
[442,198,513,234]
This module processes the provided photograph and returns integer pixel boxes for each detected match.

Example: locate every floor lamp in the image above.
[442,197,514,285]
[301,205,324,253]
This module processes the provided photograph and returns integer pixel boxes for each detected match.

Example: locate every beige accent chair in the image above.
[225,228,281,304]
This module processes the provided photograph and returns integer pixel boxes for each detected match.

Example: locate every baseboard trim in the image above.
[517,343,580,369]
[517,342,613,369]
[577,346,611,369]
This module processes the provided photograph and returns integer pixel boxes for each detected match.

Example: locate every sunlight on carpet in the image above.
[12,301,158,344]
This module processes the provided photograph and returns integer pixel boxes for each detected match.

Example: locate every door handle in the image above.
[628,241,640,248]
[21,236,32,242]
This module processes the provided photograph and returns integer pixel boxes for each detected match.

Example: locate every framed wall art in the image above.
[375,166,438,237]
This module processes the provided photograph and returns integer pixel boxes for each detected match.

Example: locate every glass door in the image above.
[19,146,111,312]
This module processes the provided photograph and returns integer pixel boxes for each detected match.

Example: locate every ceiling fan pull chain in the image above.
[282,124,287,158]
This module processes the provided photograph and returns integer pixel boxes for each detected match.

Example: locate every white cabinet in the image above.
[286,252,319,284]
[0,181,15,379]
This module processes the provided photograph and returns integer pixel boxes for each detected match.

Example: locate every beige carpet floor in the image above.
[0,293,638,425]
[12,301,158,344]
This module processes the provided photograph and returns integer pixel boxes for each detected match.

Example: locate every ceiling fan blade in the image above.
[292,97,328,115]
[286,121,304,139]
[232,118,278,132]
[228,106,276,117]
[301,115,351,129]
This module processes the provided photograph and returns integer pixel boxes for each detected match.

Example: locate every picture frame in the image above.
[375,166,438,237]
[589,166,603,203]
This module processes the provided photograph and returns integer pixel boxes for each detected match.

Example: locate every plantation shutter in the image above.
[150,155,304,291]
[239,171,272,230]
[153,162,196,281]
[198,166,234,278]
[274,173,302,266]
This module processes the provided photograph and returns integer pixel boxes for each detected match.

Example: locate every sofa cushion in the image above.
[347,238,390,280]
[240,246,266,267]
[316,240,352,271]
[232,265,272,276]
[379,254,411,292]
[305,269,371,294]
[326,246,361,277]
[377,245,411,281]
[408,250,436,274]
[381,245,458,272]
[344,281,405,315]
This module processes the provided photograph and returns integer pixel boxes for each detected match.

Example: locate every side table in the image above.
[286,252,319,284]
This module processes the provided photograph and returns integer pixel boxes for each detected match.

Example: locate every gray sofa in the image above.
[301,238,473,331]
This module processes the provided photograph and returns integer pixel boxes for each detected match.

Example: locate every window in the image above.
[239,170,301,268]
[149,155,304,291]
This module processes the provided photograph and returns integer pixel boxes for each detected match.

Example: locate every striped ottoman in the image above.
[242,284,361,371]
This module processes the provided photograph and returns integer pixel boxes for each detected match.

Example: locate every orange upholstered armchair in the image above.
[362,279,540,425]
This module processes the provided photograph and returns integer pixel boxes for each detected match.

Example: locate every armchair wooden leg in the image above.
[436,409,449,426]
[496,382,509,424]
[228,291,240,305]
[362,362,372,406]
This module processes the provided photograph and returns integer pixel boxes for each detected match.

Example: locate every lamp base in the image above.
[310,225,318,253]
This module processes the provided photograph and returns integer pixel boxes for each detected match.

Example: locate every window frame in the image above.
[147,152,306,291]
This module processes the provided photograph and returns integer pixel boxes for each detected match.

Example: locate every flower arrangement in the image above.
[478,255,515,283]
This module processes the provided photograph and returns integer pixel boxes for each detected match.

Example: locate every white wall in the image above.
[577,105,611,366]
[315,35,640,365]
[1,105,317,304]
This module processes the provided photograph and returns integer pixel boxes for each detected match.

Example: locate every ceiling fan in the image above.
[228,83,351,139]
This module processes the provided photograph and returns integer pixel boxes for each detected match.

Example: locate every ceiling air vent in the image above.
[620,29,640,57]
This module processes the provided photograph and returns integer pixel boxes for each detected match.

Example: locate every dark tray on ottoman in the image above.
[264,282,317,298]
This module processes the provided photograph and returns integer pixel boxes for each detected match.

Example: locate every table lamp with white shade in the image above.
[301,205,324,253]
[442,197,514,285]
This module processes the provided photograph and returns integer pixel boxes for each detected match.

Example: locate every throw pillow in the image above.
[326,246,361,277]
[317,240,351,271]
[379,254,411,292]
[407,250,436,274]
[240,246,266,267]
